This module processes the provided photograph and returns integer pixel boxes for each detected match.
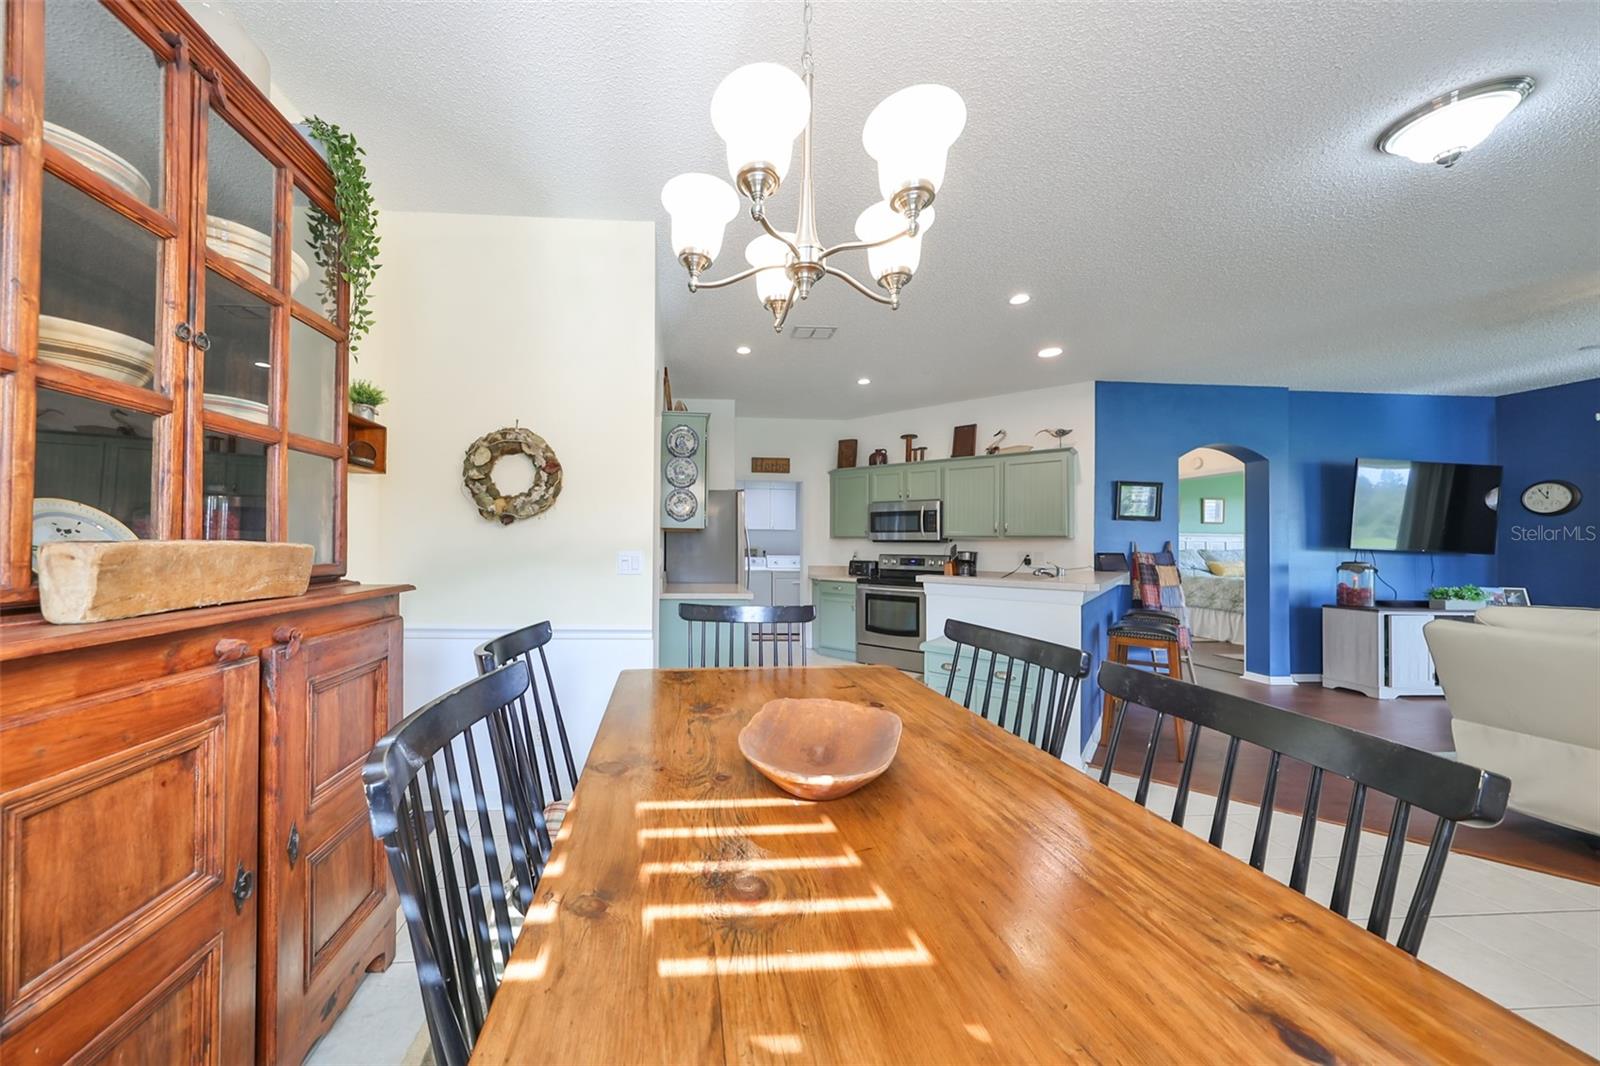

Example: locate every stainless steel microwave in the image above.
[867,499,943,542]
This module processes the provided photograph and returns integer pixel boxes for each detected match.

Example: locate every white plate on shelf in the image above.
[43,122,154,203]
[37,315,156,387]
[32,497,137,572]
[206,215,312,292]
[204,392,270,424]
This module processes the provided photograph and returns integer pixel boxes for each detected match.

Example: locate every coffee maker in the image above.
[952,549,978,577]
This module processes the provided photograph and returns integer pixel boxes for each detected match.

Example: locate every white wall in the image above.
[349,212,657,760]
[732,381,1097,578]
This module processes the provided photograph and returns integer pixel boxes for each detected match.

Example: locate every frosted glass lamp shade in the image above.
[661,173,739,264]
[711,63,810,187]
[745,232,795,306]
[855,202,934,283]
[1378,78,1533,165]
[862,84,967,202]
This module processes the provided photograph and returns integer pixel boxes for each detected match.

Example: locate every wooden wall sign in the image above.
[952,424,977,457]
[837,439,858,469]
[750,457,791,474]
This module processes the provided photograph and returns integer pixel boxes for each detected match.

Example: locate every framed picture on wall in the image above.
[1201,498,1226,524]
[1114,481,1163,521]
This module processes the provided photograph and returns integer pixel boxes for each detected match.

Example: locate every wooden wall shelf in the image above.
[348,412,388,474]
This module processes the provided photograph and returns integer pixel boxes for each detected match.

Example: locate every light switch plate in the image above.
[617,550,643,575]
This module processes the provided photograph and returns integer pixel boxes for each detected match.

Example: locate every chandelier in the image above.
[660,1,966,332]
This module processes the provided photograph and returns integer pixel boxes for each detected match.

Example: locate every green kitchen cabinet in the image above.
[941,458,1003,538]
[1001,452,1073,537]
[829,469,870,537]
[812,579,857,659]
[904,464,942,501]
[867,468,904,503]
[657,598,691,667]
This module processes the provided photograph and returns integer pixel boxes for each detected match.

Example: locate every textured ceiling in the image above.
[225,0,1600,416]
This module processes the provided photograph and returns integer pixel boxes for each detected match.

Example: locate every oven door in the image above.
[856,584,925,652]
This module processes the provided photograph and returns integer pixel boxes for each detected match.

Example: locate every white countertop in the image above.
[808,566,853,582]
[918,568,1128,594]
[659,583,755,600]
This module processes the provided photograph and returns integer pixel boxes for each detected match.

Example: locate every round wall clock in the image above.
[1520,480,1581,516]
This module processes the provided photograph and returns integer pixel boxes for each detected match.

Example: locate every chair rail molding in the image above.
[401,624,652,774]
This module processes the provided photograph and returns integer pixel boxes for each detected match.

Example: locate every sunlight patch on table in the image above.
[501,942,551,983]
[636,817,837,845]
[636,797,813,813]
[751,1034,804,1055]
[964,1023,992,1044]
[639,846,863,882]
[656,930,933,977]
[642,885,893,931]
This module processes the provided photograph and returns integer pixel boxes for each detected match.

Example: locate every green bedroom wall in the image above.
[1179,472,1245,533]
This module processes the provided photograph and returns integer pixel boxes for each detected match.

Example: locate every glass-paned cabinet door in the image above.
[202,106,281,424]
[203,268,272,423]
[201,432,269,542]
[34,389,156,563]
[288,316,338,441]
[43,0,166,209]
[39,172,161,389]
[291,184,340,322]
[287,450,336,564]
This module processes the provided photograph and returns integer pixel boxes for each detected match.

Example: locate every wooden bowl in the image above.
[738,698,902,801]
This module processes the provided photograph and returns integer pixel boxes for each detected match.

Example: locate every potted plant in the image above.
[298,116,380,356]
[349,379,387,421]
[1428,585,1487,611]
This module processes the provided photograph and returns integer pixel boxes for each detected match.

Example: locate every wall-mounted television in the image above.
[1349,458,1502,554]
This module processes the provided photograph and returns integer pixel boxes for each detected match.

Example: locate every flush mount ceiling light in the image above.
[660,0,965,333]
[857,377,871,385]
[1377,77,1534,167]
[1037,346,1063,359]
[735,345,752,355]
[1008,293,1031,306]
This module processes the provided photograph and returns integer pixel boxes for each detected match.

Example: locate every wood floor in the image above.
[1088,664,1600,885]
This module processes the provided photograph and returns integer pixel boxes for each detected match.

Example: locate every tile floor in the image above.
[307,774,1600,1065]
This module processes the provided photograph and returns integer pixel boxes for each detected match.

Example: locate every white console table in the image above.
[1321,604,1476,700]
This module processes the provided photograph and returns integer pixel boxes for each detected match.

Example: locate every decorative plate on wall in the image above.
[665,424,700,458]
[664,489,699,522]
[664,457,699,488]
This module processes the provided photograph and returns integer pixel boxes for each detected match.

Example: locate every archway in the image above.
[1177,447,1248,674]
[1179,442,1272,679]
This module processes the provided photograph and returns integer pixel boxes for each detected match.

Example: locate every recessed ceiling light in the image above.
[857,377,871,385]
[1008,293,1031,306]
[1377,77,1534,167]
[253,361,270,369]
[735,345,751,355]
[1037,346,1063,359]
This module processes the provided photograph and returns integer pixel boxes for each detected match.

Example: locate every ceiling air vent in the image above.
[789,325,837,340]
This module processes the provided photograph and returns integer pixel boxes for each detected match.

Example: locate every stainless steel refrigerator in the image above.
[663,489,748,584]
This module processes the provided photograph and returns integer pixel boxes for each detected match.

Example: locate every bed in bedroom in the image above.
[1178,534,1245,644]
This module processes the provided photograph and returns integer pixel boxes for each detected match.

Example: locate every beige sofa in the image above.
[1425,606,1600,835]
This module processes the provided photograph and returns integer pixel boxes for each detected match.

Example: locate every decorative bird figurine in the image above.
[984,429,1007,455]
[1036,427,1072,448]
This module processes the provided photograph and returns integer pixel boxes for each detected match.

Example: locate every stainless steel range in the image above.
[855,553,945,671]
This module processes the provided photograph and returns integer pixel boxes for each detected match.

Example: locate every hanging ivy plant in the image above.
[302,116,380,355]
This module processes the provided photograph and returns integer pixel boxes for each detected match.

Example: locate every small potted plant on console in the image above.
[1428,585,1487,611]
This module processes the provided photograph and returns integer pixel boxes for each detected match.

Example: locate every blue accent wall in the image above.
[1496,379,1600,606]
[1078,583,1129,755]
[1094,381,1506,678]
[1285,391,1497,671]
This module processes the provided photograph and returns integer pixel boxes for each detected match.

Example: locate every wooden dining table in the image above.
[470,666,1585,1064]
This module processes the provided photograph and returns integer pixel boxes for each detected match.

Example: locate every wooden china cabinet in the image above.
[0,2,409,1063]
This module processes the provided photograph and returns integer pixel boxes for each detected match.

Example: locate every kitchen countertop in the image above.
[918,568,1129,594]
[808,566,852,582]
[659,583,754,600]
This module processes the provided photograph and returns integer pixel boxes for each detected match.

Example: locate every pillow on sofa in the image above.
[1206,559,1246,578]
